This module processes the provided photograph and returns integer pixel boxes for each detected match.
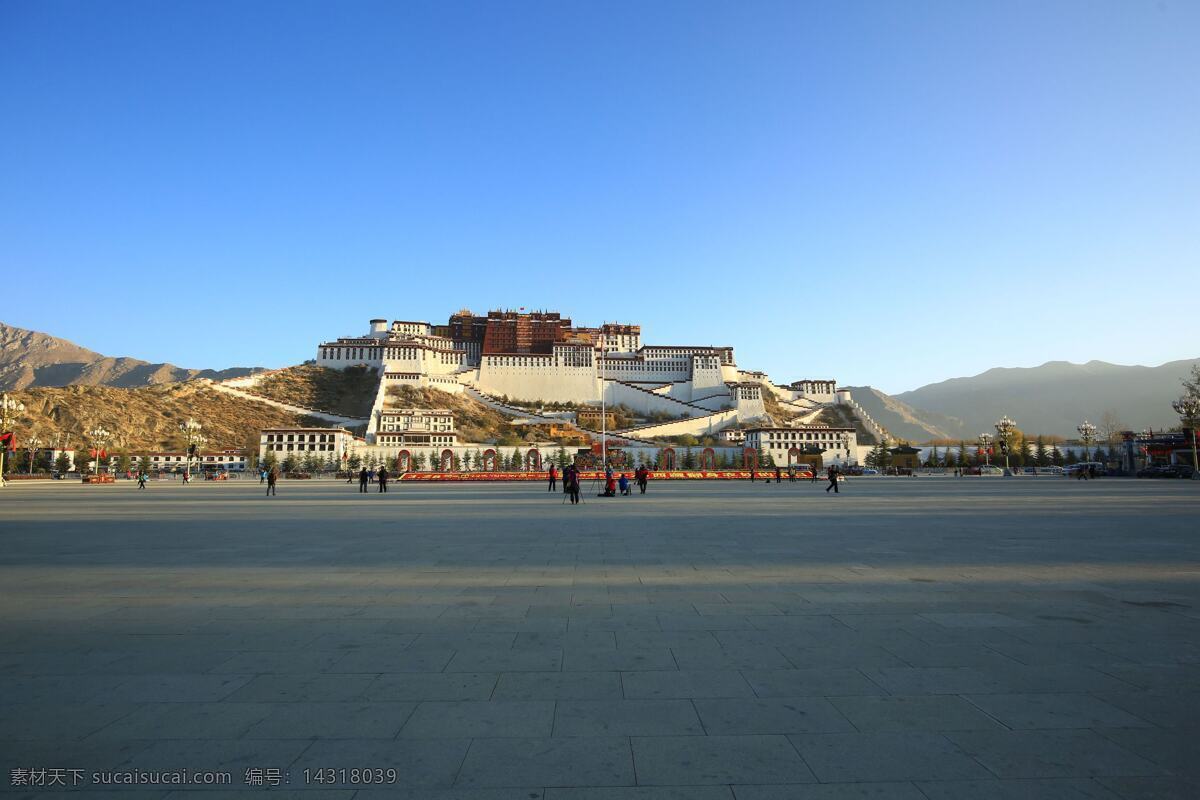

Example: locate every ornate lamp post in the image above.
[179,417,204,478]
[994,415,1017,472]
[1077,420,1097,462]
[0,393,26,486]
[978,433,993,467]
[1171,396,1200,473]
[87,426,111,477]
[26,435,42,474]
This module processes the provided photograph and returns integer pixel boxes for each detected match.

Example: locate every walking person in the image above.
[137,471,147,490]
[548,464,558,492]
[788,466,796,483]
[637,465,649,494]
[377,465,389,493]
[266,466,278,496]
[260,468,267,484]
[825,465,840,494]
[775,466,782,484]
[358,466,369,493]
[811,467,820,484]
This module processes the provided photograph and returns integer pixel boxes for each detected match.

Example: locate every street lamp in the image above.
[1171,396,1200,474]
[978,433,993,467]
[87,426,111,477]
[26,435,42,474]
[179,417,204,478]
[0,392,26,486]
[994,415,1017,472]
[1077,420,1097,462]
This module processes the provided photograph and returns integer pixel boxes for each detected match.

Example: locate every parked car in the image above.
[978,465,1005,476]
[860,468,879,476]
[1021,466,1064,476]
[1138,464,1195,479]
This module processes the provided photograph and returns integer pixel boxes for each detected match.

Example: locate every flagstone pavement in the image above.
[2,477,1199,799]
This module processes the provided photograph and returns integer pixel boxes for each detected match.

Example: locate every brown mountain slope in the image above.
[243,365,379,418]
[8,382,313,453]
[0,321,262,390]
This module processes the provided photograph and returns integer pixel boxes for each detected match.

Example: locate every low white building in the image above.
[719,429,746,445]
[375,408,458,448]
[744,425,858,466]
[105,449,249,472]
[259,428,356,464]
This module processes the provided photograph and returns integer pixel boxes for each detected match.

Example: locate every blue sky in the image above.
[2,0,1197,393]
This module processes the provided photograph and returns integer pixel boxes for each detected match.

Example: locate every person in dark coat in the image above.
[359,467,369,493]
[377,466,389,492]
[566,465,581,505]
[825,465,839,493]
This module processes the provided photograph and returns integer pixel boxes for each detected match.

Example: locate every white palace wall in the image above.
[476,356,599,404]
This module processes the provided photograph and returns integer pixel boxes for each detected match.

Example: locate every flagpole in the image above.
[600,358,607,469]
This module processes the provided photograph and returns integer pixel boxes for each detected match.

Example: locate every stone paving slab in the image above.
[2,479,1199,796]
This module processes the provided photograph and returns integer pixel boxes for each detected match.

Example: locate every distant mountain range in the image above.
[0,322,261,390]
[846,358,1200,441]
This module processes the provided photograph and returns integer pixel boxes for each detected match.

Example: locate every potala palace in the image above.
[236,309,887,470]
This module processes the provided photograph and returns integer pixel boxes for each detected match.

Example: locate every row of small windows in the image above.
[760,431,845,441]
[268,443,337,452]
[263,433,339,443]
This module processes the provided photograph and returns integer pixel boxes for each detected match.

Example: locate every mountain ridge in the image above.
[847,357,1198,441]
[0,322,262,390]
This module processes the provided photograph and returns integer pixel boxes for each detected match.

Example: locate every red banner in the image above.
[399,470,813,482]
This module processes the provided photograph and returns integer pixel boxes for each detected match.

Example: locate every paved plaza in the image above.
[2,477,1199,799]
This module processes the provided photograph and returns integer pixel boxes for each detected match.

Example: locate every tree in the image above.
[1099,410,1124,444]
[873,437,892,469]
[116,452,132,474]
[555,447,568,468]
[1035,436,1049,467]
[348,452,362,471]
[926,445,940,467]
[1186,363,1200,399]
[1092,445,1108,463]
[55,451,72,473]
[1050,446,1064,466]
[944,447,957,467]
[682,446,696,469]
[281,454,298,473]
[959,440,971,467]
[412,452,427,471]
[1064,449,1078,466]
[451,453,462,472]
[138,454,152,475]
[510,448,522,471]
[1018,438,1033,468]
[32,449,53,472]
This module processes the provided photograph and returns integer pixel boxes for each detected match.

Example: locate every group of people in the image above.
[547,463,651,504]
[749,464,842,493]
[357,466,389,492]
